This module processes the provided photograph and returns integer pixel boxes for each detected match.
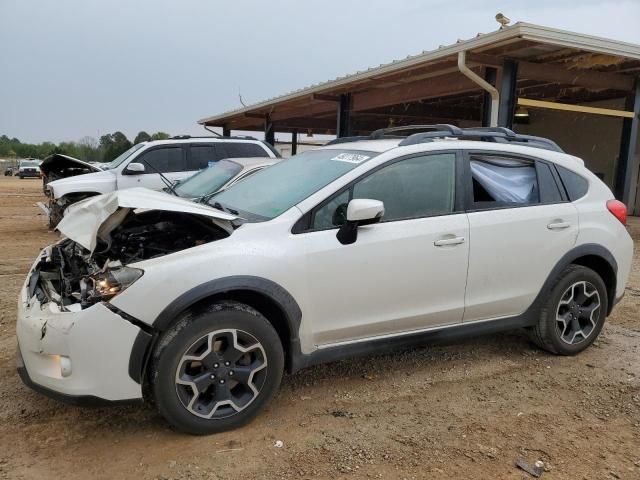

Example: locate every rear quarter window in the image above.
[219,143,269,158]
[556,165,588,201]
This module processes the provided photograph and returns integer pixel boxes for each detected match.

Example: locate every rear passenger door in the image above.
[462,151,578,322]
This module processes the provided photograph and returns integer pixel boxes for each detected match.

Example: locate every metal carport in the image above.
[198,23,640,214]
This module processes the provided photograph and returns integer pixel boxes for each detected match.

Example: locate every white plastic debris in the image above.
[274,440,284,448]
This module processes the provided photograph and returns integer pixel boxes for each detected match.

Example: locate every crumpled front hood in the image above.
[40,153,103,176]
[57,187,237,252]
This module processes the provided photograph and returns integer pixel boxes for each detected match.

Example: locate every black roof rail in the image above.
[168,134,259,141]
[325,136,370,146]
[398,127,563,152]
[324,124,563,153]
[369,124,463,139]
[464,126,516,137]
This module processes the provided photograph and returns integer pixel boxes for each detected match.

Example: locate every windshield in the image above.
[175,160,243,198]
[210,149,377,221]
[101,143,146,170]
[20,160,40,167]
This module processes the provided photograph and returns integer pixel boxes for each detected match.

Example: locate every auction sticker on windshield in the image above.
[330,153,370,164]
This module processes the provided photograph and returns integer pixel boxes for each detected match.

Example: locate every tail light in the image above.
[606,200,627,226]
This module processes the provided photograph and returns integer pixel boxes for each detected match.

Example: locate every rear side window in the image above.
[556,165,588,201]
[189,145,218,170]
[469,155,539,206]
[219,142,269,159]
[536,162,564,203]
[136,147,184,173]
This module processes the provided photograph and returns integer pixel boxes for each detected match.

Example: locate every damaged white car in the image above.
[17,126,633,435]
[39,136,278,228]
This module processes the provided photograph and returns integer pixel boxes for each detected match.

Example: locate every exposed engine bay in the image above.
[29,210,229,310]
[40,153,102,192]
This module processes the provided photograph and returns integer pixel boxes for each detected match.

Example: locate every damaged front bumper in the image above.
[16,252,144,404]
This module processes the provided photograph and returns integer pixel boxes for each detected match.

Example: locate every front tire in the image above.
[529,265,608,355]
[150,301,284,435]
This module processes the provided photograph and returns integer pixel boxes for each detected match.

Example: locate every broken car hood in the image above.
[57,187,238,252]
[40,154,103,176]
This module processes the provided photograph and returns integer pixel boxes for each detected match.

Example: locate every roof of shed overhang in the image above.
[198,22,640,134]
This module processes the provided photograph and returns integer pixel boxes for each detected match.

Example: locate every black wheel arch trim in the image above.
[128,276,302,384]
[541,243,617,315]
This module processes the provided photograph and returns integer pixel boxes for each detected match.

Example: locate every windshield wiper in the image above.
[138,159,179,196]
[211,201,238,215]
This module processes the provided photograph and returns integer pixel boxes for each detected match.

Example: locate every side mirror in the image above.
[126,162,145,174]
[336,199,384,245]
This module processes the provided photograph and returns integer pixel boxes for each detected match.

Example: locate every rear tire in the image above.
[529,265,608,355]
[150,301,284,435]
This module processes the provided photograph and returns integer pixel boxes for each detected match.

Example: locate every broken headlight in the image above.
[90,267,143,302]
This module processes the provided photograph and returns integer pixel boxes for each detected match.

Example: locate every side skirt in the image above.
[289,315,536,373]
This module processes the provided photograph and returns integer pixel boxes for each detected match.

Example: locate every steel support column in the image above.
[614,78,640,211]
[482,67,498,127]
[291,129,298,155]
[498,60,518,128]
[337,93,352,137]
[222,126,230,137]
[264,114,275,146]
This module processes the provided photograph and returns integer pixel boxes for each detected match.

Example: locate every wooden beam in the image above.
[465,52,504,68]
[352,72,480,111]
[312,93,341,102]
[244,112,266,119]
[270,102,336,122]
[517,98,635,118]
[518,61,634,92]
[362,103,479,121]
[274,117,337,130]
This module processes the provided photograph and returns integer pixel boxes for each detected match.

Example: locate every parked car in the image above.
[170,157,280,201]
[39,136,279,227]
[16,125,633,435]
[17,159,41,179]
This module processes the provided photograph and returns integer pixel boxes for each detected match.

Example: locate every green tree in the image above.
[151,131,170,140]
[100,131,132,162]
[134,131,152,144]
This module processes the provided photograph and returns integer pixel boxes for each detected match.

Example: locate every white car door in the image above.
[300,152,470,346]
[462,152,579,322]
[117,145,192,191]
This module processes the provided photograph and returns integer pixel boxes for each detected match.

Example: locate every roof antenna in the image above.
[239,89,247,107]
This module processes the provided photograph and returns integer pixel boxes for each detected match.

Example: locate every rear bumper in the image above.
[16,252,144,403]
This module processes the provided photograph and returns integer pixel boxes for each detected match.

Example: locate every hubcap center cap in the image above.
[212,362,232,378]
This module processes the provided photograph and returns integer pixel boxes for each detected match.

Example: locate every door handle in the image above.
[547,221,571,230]
[434,236,465,247]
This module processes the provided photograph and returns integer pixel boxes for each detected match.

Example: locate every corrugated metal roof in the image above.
[198,22,640,125]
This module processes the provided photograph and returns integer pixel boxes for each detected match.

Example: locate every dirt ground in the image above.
[0,175,638,480]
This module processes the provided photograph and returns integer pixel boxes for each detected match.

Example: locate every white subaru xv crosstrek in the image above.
[16,125,633,435]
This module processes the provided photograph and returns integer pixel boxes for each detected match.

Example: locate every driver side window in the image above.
[310,153,457,230]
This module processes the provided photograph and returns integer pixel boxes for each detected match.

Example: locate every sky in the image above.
[1,0,639,144]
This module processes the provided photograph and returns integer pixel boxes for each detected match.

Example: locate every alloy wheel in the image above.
[555,281,601,345]
[175,329,268,419]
